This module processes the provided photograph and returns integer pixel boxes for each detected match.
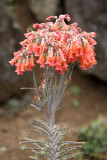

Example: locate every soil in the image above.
[0,68,107,160]
[0,2,107,160]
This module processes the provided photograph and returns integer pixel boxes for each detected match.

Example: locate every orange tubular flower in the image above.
[55,54,61,71]
[9,14,97,75]
[25,57,30,68]
[15,61,23,75]
[9,58,17,66]
[37,53,45,68]
[31,57,36,67]
[21,60,26,72]
[46,48,55,66]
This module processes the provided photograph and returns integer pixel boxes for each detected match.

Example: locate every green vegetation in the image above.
[6,0,17,4]
[72,99,80,107]
[8,94,31,114]
[8,98,20,113]
[70,85,81,96]
[70,85,81,107]
[78,117,107,160]
[6,0,17,12]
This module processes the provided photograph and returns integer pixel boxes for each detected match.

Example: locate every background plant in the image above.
[9,14,97,160]
[6,0,17,12]
[70,85,81,108]
[78,117,107,160]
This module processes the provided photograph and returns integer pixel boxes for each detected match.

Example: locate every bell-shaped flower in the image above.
[37,53,45,68]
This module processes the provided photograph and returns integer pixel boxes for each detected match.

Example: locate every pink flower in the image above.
[55,54,61,71]
[37,54,45,68]
[31,57,36,67]
[45,48,55,66]
[9,14,97,75]
[25,57,30,67]
[9,58,17,66]
[21,61,25,72]
[15,61,23,75]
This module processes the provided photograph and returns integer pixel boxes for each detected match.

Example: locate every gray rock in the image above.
[65,0,107,82]
[0,0,32,102]
[28,0,60,22]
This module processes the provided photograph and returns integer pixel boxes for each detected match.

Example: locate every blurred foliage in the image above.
[19,145,26,150]
[70,85,81,96]
[7,5,14,12]
[8,98,20,113]
[6,0,17,12]
[39,150,46,155]
[6,0,17,4]
[33,116,40,120]
[7,93,31,114]
[70,85,81,108]
[72,99,80,107]
[78,117,107,160]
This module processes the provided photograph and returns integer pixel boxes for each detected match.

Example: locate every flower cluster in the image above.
[9,14,97,75]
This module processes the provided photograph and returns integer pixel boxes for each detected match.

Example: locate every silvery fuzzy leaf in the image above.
[29,156,39,160]
[30,129,48,138]
[61,152,79,160]
[31,104,41,111]
[32,125,50,136]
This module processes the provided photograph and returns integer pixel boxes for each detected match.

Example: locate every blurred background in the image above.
[0,0,107,160]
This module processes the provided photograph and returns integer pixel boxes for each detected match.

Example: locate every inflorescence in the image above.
[9,14,97,75]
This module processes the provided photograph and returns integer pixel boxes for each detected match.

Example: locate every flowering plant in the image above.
[9,14,96,160]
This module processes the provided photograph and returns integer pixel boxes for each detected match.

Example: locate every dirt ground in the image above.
[0,68,107,160]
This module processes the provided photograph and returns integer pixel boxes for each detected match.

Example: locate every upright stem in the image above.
[45,67,57,160]
[49,111,57,160]
[32,69,49,123]
[32,65,75,160]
